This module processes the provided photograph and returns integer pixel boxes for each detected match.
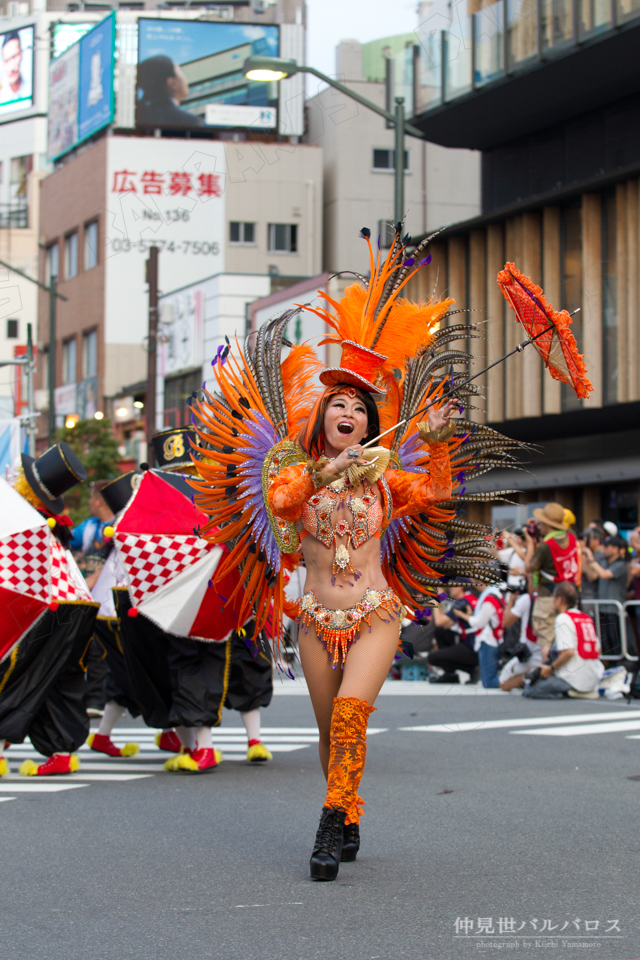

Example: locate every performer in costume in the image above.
[191,227,523,879]
[90,430,274,771]
[149,429,274,771]
[87,471,144,758]
[0,443,99,777]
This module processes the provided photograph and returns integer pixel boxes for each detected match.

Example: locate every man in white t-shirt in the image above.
[498,529,526,588]
[499,587,542,691]
[523,581,604,699]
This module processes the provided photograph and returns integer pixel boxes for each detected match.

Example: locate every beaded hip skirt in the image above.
[296,587,403,669]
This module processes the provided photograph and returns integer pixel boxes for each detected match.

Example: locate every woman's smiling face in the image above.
[323,391,369,455]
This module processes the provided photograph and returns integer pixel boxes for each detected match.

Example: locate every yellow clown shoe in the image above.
[246,740,272,762]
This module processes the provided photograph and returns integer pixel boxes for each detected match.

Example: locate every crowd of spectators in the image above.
[395,502,640,699]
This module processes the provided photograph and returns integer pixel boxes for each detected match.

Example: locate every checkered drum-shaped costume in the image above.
[0,526,92,604]
[116,533,215,606]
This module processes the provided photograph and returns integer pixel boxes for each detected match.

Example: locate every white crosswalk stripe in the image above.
[400,709,640,739]
[400,710,640,733]
[0,726,388,802]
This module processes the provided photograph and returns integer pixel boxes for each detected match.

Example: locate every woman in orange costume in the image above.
[269,377,457,879]
[191,227,521,881]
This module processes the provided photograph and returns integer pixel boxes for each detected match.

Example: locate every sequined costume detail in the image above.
[299,477,384,577]
[324,697,376,825]
[297,588,403,668]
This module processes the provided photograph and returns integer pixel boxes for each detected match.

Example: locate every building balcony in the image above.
[413,0,640,149]
[0,198,28,229]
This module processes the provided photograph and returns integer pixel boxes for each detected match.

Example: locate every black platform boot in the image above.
[341,822,360,862]
[309,806,346,881]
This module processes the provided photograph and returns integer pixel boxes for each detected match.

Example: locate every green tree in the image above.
[55,418,120,524]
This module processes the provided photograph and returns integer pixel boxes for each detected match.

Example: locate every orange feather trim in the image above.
[281,344,323,439]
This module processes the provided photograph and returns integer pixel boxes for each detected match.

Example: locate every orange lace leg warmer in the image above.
[324,696,376,826]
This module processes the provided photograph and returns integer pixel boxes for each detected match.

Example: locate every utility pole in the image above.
[394,96,406,227]
[48,275,57,443]
[145,246,159,467]
[26,322,35,456]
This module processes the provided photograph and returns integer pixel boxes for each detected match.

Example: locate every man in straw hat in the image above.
[525,502,580,653]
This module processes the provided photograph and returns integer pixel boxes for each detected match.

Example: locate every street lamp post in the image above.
[243,57,425,227]
[0,257,67,445]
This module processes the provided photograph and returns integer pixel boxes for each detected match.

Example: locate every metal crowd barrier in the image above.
[579,599,639,662]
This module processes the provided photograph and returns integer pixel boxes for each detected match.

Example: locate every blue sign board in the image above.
[48,13,115,161]
[78,15,115,142]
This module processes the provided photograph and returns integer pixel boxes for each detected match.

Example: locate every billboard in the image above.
[0,25,34,117]
[136,19,279,131]
[52,22,95,59]
[104,137,226,373]
[48,14,115,161]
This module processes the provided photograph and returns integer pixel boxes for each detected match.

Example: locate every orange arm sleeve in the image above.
[384,441,452,519]
[268,463,316,523]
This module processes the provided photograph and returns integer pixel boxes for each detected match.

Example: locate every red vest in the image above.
[546,531,579,584]
[565,610,600,659]
[483,593,505,641]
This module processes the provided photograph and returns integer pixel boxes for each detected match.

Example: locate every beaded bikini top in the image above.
[300,476,383,579]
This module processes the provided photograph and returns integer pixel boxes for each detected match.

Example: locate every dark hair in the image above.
[582,527,604,544]
[553,581,579,607]
[2,31,20,50]
[298,384,380,458]
[137,55,177,100]
[605,535,628,554]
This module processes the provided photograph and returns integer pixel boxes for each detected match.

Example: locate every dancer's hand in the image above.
[427,398,459,433]
[327,445,367,478]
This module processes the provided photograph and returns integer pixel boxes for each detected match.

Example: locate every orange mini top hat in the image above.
[301,227,454,397]
[319,340,388,394]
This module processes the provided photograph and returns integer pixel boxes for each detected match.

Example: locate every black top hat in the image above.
[151,426,197,472]
[101,471,140,516]
[21,441,87,514]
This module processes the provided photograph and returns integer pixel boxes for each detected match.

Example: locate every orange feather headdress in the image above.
[299,228,454,394]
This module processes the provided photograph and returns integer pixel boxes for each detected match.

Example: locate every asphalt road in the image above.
[2,682,640,960]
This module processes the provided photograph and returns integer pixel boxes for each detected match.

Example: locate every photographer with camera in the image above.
[498,578,542,691]
[454,580,507,688]
[523,581,603,699]
[427,586,479,684]
[524,503,580,655]
[580,527,606,600]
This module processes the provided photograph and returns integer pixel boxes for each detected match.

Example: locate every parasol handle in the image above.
[362,322,556,450]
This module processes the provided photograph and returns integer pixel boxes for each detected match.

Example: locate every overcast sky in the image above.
[306,0,419,81]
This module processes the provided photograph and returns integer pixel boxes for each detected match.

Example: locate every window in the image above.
[377,220,396,249]
[267,223,298,254]
[45,242,59,285]
[372,148,409,172]
[229,221,256,245]
[6,319,18,339]
[84,221,98,270]
[83,330,98,378]
[560,202,583,411]
[9,155,32,199]
[65,232,78,279]
[602,189,618,405]
[62,338,77,385]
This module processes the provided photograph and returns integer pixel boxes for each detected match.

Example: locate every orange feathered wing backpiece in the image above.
[497,262,593,399]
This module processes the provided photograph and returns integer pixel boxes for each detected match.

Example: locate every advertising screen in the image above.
[78,14,115,142]
[52,22,95,59]
[48,14,114,161]
[0,25,34,117]
[48,41,79,160]
[136,19,279,131]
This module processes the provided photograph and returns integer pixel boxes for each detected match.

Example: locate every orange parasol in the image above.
[497,262,593,399]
